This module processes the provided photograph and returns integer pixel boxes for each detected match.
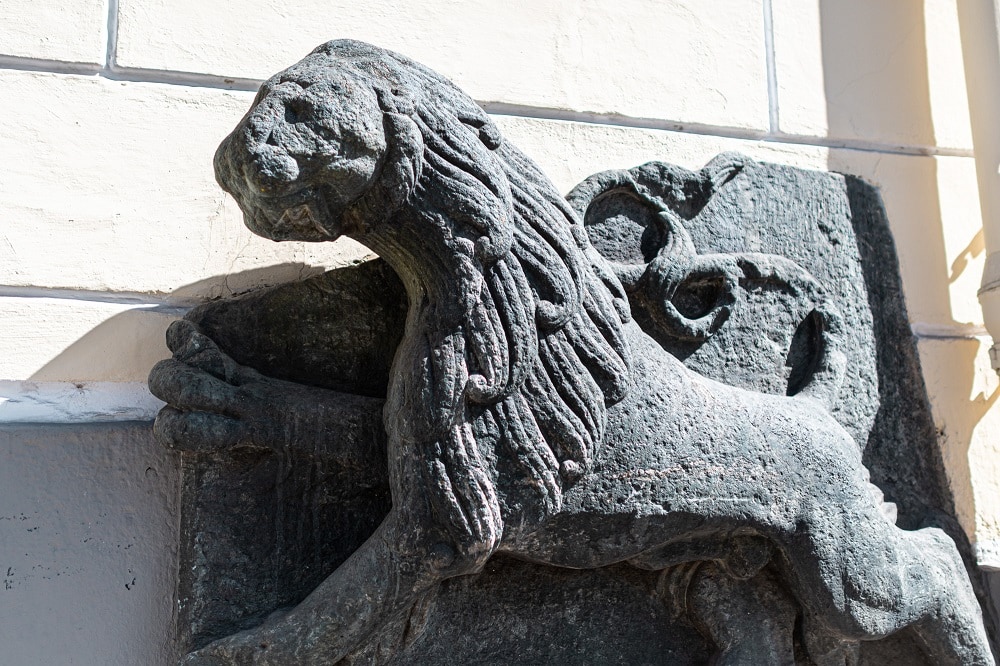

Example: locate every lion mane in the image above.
[353,44,638,538]
[227,40,637,541]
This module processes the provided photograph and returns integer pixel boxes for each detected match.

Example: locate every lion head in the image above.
[215,40,489,244]
[216,40,635,534]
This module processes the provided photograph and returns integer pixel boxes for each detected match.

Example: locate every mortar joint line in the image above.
[762,0,780,134]
[104,0,120,72]
[910,322,991,340]
[0,55,975,158]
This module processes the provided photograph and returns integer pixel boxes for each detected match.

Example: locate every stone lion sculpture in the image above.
[149,40,995,665]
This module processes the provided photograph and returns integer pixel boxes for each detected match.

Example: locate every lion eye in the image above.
[284,97,313,124]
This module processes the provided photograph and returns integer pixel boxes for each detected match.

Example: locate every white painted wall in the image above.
[0,423,179,665]
[1,1,998,661]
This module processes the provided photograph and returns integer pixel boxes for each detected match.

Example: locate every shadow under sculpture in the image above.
[148,40,996,665]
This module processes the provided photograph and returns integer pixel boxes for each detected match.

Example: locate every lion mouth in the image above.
[245,189,341,242]
[278,203,329,237]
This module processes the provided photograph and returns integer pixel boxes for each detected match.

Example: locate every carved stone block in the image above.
[148,40,997,665]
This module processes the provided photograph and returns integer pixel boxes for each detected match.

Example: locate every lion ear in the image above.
[371,86,424,200]
[344,110,424,226]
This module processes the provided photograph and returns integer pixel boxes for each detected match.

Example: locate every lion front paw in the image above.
[182,650,229,666]
[149,320,289,454]
[183,635,274,666]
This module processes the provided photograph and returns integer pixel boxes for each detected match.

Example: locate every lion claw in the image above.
[182,650,231,666]
[183,639,262,666]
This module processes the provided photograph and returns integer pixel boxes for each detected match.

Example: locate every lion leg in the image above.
[182,504,477,666]
[779,506,994,666]
[684,563,799,666]
[906,527,995,666]
[800,611,861,666]
[182,431,502,666]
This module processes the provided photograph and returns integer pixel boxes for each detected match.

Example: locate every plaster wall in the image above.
[1,1,998,662]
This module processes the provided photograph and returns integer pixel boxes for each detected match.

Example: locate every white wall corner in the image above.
[0,381,162,423]
[975,539,1000,571]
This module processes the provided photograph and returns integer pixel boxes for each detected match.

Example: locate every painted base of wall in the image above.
[0,422,178,666]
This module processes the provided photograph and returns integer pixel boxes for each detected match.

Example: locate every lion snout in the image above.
[246,145,301,195]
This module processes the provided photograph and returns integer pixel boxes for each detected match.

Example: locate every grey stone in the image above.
[148,40,998,664]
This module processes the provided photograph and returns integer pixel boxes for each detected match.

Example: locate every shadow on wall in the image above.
[821,0,991,528]
[821,0,1000,643]
[26,264,336,386]
[820,0,945,312]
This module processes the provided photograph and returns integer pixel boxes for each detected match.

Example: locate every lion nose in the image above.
[246,144,300,195]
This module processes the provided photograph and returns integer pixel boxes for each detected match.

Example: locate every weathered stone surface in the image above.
[149,40,997,664]
[566,155,962,533]
[184,258,405,398]
[175,401,390,650]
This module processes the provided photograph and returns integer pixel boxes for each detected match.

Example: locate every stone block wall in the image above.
[1,1,998,662]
